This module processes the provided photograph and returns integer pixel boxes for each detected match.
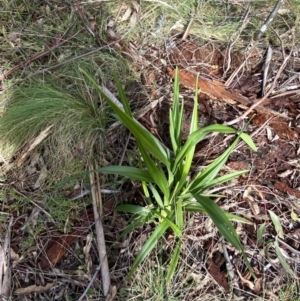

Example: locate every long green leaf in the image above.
[190,170,248,195]
[115,204,150,215]
[152,210,182,237]
[174,68,183,149]
[193,194,255,277]
[192,195,242,248]
[166,240,181,283]
[139,145,169,198]
[175,126,256,170]
[174,125,238,169]
[269,210,284,239]
[169,68,183,153]
[186,138,239,193]
[113,73,132,117]
[116,214,151,240]
[274,240,295,277]
[177,78,199,191]
[95,166,153,182]
[175,198,183,231]
[129,220,169,278]
[149,184,164,208]
[80,68,170,167]
[185,202,253,224]
[239,132,257,151]
[257,223,266,246]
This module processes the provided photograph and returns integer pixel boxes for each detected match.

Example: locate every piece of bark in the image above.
[274,181,300,198]
[167,67,291,120]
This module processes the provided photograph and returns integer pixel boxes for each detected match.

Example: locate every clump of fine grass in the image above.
[1,84,103,150]
[0,59,128,174]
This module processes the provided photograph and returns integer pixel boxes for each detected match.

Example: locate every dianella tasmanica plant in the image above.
[81,68,257,281]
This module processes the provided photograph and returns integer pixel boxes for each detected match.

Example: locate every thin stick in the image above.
[271,89,300,98]
[223,6,251,79]
[225,54,290,126]
[254,0,284,41]
[182,17,194,41]
[88,162,111,296]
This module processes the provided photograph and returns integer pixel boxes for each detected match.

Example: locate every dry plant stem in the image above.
[89,162,110,296]
[225,46,252,88]
[1,125,53,175]
[225,54,290,126]
[254,0,284,41]
[182,17,194,41]
[261,46,273,96]
[114,133,131,182]
[224,6,251,78]
[78,265,101,301]
[0,217,13,297]
[271,89,300,98]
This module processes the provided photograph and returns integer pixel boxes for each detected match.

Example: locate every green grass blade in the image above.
[175,125,238,168]
[225,213,253,225]
[95,166,153,182]
[175,126,256,169]
[169,67,183,153]
[192,195,242,249]
[185,203,253,224]
[240,133,257,151]
[166,240,181,283]
[153,210,182,237]
[129,220,169,278]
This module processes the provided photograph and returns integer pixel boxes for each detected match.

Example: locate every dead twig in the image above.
[225,54,291,126]
[1,125,53,175]
[225,44,253,88]
[254,0,284,41]
[0,217,13,298]
[182,17,194,41]
[88,162,111,296]
[223,6,251,79]
[271,89,300,98]
[261,45,273,96]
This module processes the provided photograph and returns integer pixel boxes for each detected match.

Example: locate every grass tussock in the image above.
[0,61,113,171]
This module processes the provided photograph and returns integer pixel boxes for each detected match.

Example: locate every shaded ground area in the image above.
[1,1,300,300]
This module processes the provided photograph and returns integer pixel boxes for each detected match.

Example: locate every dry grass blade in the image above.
[16,125,53,167]
[88,162,111,297]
